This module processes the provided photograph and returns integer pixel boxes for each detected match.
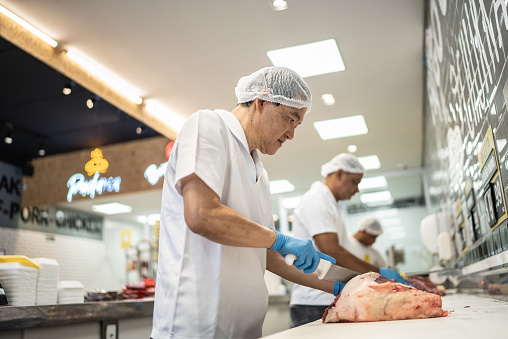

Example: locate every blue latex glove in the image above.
[270,228,336,273]
[333,282,346,296]
[379,267,410,285]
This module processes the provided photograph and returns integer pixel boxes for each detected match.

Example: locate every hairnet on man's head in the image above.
[235,66,312,113]
[357,217,383,236]
[321,153,364,177]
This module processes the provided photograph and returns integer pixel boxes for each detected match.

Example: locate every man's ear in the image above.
[254,98,266,112]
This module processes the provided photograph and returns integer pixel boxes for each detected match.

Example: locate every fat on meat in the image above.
[322,272,448,323]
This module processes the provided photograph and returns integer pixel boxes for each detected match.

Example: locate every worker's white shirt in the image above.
[290,181,349,306]
[151,109,273,339]
[346,234,386,267]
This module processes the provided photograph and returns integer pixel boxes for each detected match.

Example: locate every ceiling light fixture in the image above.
[86,95,100,109]
[358,155,381,170]
[267,39,345,78]
[271,0,289,11]
[145,100,186,133]
[347,145,357,153]
[62,81,74,95]
[91,202,133,215]
[313,115,368,140]
[37,143,46,156]
[0,5,58,48]
[66,49,143,105]
[360,190,393,205]
[321,94,335,106]
[358,176,388,191]
[4,123,13,144]
[136,126,144,135]
[269,179,295,194]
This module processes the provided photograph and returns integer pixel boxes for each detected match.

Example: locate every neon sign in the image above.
[66,148,121,202]
[144,141,174,185]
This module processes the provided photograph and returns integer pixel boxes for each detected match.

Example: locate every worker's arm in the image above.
[266,249,336,294]
[181,173,276,247]
[181,173,328,272]
[314,232,380,273]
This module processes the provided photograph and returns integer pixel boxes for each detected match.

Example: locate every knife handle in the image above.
[317,259,333,280]
[285,254,296,265]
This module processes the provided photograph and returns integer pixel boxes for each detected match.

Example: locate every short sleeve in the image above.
[173,111,228,198]
[293,196,337,238]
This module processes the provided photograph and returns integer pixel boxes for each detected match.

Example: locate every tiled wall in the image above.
[424,0,508,269]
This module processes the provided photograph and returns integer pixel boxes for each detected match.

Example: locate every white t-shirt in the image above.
[346,234,386,267]
[290,181,349,306]
[151,109,274,339]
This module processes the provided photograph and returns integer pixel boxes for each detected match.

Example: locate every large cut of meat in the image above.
[405,275,446,296]
[322,272,448,323]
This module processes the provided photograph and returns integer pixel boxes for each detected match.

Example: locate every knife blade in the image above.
[285,254,361,283]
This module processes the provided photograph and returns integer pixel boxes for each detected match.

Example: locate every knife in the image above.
[285,254,361,283]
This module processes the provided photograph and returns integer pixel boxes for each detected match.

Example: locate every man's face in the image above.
[254,100,306,155]
[360,231,378,246]
[336,171,363,200]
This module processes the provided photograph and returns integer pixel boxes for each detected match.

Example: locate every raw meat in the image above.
[405,275,446,296]
[322,272,448,323]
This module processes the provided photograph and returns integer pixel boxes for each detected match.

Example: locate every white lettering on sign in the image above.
[66,172,121,202]
[144,161,168,185]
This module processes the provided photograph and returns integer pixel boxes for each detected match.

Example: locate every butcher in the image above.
[346,216,387,267]
[151,67,342,339]
[289,153,408,327]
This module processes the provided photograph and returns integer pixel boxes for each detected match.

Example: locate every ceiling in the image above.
[0,0,427,222]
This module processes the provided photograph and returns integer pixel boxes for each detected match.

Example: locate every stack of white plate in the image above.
[32,258,59,305]
[0,262,38,306]
[58,281,85,304]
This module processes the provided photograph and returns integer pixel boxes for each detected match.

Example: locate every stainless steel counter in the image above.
[0,298,154,331]
[263,293,508,339]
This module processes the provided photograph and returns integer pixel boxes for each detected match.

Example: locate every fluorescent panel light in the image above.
[145,100,186,133]
[358,155,381,170]
[281,196,302,209]
[269,179,295,194]
[360,190,393,204]
[92,202,132,215]
[66,49,143,105]
[358,176,387,191]
[0,5,58,48]
[313,115,368,140]
[137,213,160,225]
[267,39,345,78]
[374,208,399,218]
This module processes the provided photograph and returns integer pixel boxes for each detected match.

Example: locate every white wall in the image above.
[0,218,146,292]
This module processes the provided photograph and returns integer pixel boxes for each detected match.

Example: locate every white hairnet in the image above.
[235,66,312,113]
[358,217,383,236]
[321,153,364,177]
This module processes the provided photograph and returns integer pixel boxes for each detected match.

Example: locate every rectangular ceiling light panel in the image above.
[358,176,387,191]
[92,202,133,215]
[358,155,381,170]
[269,179,295,194]
[267,39,345,78]
[313,115,368,140]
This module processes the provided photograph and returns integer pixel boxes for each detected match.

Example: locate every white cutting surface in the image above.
[263,293,508,339]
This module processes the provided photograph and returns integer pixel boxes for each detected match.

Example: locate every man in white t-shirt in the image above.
[151,67,340,339]
[347,217,386,267]
[289,153,407,327]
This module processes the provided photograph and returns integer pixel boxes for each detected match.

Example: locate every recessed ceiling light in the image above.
[92,202,132,215]
[358,155,381,170]
[347,145,357,153]
[360,190,393,204]
[267,39,345,78]
[358,176,387,191]
[269,179,295,194]
[271,0,288,11]
[313,115,368,140]
[321,94,336,106]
